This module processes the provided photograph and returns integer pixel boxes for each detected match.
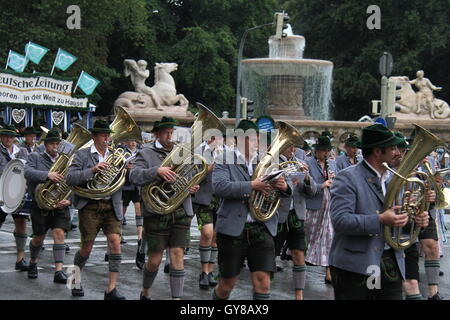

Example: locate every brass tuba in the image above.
[382,124,445,250]
[142,102,226,214]
[72,106,142,199]
[35,124,92,210]
[249,121,304,222]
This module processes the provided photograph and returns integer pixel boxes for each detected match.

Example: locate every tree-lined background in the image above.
[0,0,448,121]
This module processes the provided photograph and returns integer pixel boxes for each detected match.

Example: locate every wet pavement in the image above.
[0,207,449,300]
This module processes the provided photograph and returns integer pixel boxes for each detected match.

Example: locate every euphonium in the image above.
[382,124,445,250]
[142,102,226,214]
[249,121,304,222]
[35,124,92,210]
[72,106,142,199]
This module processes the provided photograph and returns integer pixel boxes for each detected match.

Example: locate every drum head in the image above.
[0,159,27,213]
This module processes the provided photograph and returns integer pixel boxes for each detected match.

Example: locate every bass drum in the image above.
[0,159,27,214]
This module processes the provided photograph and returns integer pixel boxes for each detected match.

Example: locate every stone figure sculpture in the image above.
[113,60,189,112]
[390,74,448,120]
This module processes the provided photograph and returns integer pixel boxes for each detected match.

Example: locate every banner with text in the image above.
[0,72,88,110]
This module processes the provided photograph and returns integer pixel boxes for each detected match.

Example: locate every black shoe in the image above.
[122,218,127,226]
[65,243,70,253]
[184,247,189,254]
[163,263,170,274]
[324,277,332,285]
[54,270,68,284]
[120,238,127,244]
[140,292,151,300]
[71,224,77,231]
[276,265,284,272]
[428,292,443,300]
[439,270,444,276]
[104,288,126,300]
[15,258,29,271]
[135,250,145,270]
[27,263,38,279]
[199,272,209,290]
[72,285,84,297]
[104,253,109,262]
[208,273,218,287]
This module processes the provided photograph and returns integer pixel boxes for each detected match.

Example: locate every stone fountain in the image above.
[241,27,333,120]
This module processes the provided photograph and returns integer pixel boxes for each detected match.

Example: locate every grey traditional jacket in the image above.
[192,143,216,206]
[66,147,123,221]
[212,149,292,237]
[335,153,363,172]
[329,161,405,278]
[0,144,28,175]
[277,155,318,222]
[128,141,194,217]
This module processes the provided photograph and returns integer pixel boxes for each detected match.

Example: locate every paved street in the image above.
[1,207,450,300]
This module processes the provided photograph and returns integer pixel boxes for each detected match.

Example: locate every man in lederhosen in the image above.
[212,120,292,300]
[66,120,125,300]
[329,124,429,300]
[275,143,317,300]
[116,138,144,269]
[24,129,71,283]
[193,136,221,290]
[129,116,200,300]
[0,124,29,271]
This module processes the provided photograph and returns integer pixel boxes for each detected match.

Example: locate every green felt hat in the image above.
[151,117,177,132]
[236,119,259,132]
[345,135,360,148]
[356,124,404,149]
[313,136,332,151]
[394,132,409,149]
[0,124,19,137]
[22,126,40,136]
[90,120,113,134]
[43,129,61,143]
[302,141,311,151]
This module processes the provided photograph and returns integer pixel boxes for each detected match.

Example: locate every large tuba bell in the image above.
[35,124,92,210]
[72,106,142,199]
[142,102,226,214]
[249,121,304,222]
[382,124,445,250]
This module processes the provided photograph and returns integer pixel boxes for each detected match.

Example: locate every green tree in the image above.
[284,0,450,120]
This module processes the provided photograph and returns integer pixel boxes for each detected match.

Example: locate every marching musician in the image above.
[193,136,221,290]
[23,129,71,283]
[66,120,126,300]
[211,120,291,300]
[129,116,199,300]
[0,124,29,272]
[329,124,429,300]
[120,138,145,269]
[335,134,362,172]
[417,154,444,300]
[19,126,39,154]
[275,143,317,300]
[304,135,336,284]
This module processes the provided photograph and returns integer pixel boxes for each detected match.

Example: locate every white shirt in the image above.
[235,148,258,223]
[90,144,110,163]
[90,144,111,199]
[364,159,391,250]
[2,143,20,159]
[363,159,388,196]
[44,151,59,163]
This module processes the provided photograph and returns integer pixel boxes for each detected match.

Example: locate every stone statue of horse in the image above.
[151,62,189,107]
[114,62,189,112]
